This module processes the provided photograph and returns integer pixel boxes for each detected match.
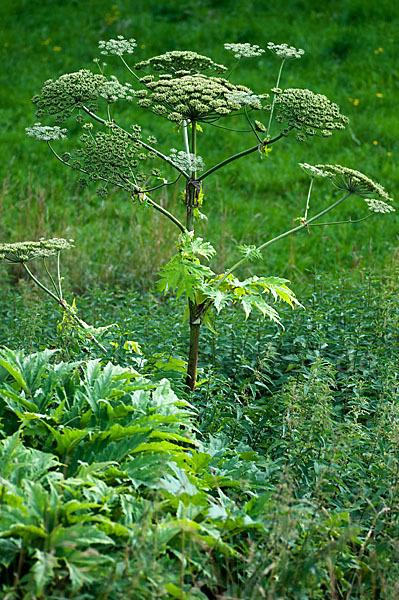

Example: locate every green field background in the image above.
[1,0,398,292]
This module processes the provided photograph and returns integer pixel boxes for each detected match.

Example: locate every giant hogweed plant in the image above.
[25,38,394,389]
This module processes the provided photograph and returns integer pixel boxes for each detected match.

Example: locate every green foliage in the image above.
[1,269,399,597]
[205,273,301,322]
[158,231,301,325]
[158,232,215,301]
[1,2,399,596]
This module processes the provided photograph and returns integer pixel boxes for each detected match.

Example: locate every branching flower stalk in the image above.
[304,177,313,222]
[0,240,107,353]
[47,142,186,233]
[266,59,286,136]
[216,192,352,289]
[266,42,304,136]
[25,40,394,390]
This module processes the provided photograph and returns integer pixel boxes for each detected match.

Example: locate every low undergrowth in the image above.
[0,268,399,598]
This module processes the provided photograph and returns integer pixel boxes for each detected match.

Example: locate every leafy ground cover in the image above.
[1,264,398,598]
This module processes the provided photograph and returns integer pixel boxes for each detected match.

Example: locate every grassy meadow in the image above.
[1,0,398,288]
[1,1,399,598]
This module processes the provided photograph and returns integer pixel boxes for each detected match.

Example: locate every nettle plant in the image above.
[25,38,394,389]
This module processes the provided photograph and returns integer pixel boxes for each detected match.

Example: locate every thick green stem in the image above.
[304,178,314,221]
[199,130,289,181]
[185,121,197,232]
[186,184,195,233]
[120,56,141,81]
[23,263,62,305]
[143,194,185,233]
[244,106,262,143]
[185,301,202,390]
[192,121,197,180]
[56,252,63,301]
[43,258,60,298]
[182,120,191,165]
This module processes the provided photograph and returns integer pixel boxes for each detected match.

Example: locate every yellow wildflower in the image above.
[353,98,359,106]
[373,140,378,145]
[376,93,383,98]
[41,38,51,45]
[53,46,62,52]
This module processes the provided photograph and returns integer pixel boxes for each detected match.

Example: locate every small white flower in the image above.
[98,35,137,57]
[99,76,135,102]
[169,149,205,172]
[25,123,67,141]
[225,91,266,106]
[224,43,265,59]
[267,42,305,60]
[299,163,330,178]
[364,199,395,213]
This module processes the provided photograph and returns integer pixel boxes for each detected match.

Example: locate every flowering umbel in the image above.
[32,70,106,120]
[98,35,137,56]
[132,49,268,124]
[72,124,157,192]
[224,43,265,59]
[31,70,135,124]
[270,88,349,140]
[135,73,266,124]
[315,164,394,210]
[267,42,305,60]
[169,149,205,172]
[25,123,67,141]
[299,163,330,179]
[0,239,74,263]
[135,50,227,75]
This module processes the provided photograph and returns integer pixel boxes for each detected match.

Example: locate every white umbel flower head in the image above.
[316,164,393,203]
[225,91,267,108]
[99,76,135,102]
[267,42,305,60]
[169,149,205,172]
[25,123,67,141]
[299,163,330,178]
[0,238,74,263]
[224,43,265,59]
[364,199,395,213]
[98,35,137,57]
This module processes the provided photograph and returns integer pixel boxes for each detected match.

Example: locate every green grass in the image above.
[1,0,398,290]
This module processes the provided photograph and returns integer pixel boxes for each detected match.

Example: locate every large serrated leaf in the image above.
[46,425,88,456]
[32,550,58,596]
